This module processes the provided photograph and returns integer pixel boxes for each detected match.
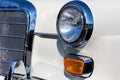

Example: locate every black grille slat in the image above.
[0,35,25,39]
[0,37,25,50]
[0,11,27,74]
[0,50,24,62]
[0,24,27,37]
[0,62,10,74]
[0,11,27,23]
[0,22,27,25]
[0,48,24,52]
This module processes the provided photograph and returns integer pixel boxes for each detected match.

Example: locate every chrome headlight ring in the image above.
[57,1,93,48]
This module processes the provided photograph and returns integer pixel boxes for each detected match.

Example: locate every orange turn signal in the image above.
[64,58,84,75]
[13,78,17,80]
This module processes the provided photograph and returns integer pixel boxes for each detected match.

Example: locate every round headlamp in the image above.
[57,1,93,47]
[57,6,85,43]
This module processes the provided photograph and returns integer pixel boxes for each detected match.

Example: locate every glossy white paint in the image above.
[29,0,120,80]
[29,0,71,80]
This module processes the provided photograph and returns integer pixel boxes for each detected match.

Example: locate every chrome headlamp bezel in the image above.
[57,1,93,48]
[57,6,85,43]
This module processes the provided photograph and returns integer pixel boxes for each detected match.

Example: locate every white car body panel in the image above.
[27,0,120,80]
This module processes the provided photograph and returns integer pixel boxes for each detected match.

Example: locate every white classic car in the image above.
[0,0,120,80]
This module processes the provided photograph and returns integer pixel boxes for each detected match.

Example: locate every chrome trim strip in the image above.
[35,32,58,39]
[32,76,45,80]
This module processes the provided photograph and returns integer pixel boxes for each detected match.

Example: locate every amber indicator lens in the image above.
[13,78,17,80]
[64,58,84,75]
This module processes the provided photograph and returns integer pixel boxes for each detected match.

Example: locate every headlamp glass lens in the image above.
[58,7,84,42]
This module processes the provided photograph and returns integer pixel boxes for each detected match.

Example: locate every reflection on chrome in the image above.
[0,0,36,79]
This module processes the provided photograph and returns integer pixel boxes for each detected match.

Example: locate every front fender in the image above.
[29,0,120,80]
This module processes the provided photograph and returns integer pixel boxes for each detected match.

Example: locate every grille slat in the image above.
[0,37,25,50]
[0,24,27,37]
[0,48,24,52]
[0,50,24,62]
[0,35,25,39]
[0,11,27,23]
[0,22,27,25]
[0,11,27,74]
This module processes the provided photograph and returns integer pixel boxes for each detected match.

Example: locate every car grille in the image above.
[0,11,27,74]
